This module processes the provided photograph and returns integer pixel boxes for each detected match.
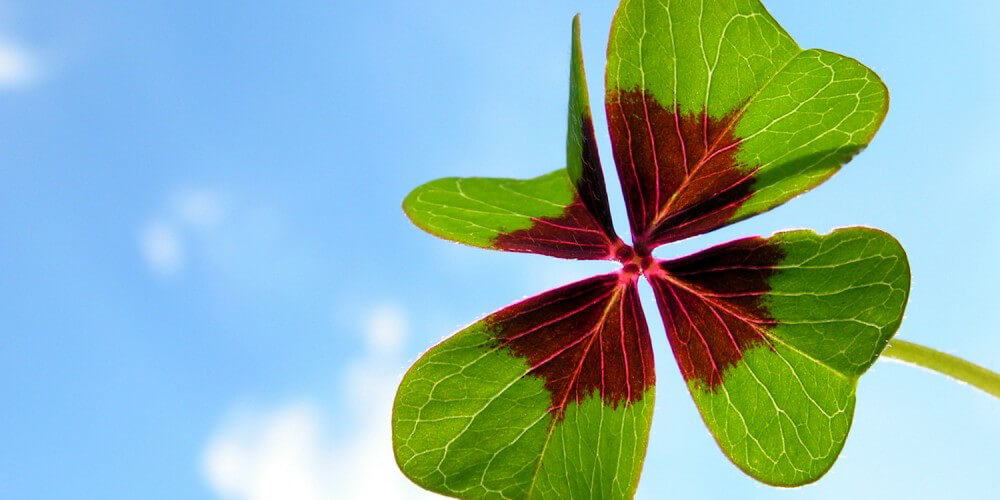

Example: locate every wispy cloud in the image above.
[138,189,226,278]
[201,304,439,500]
[139,218,184,277]
[0,39,38,88]
[138,187,324,292]
[171,189,226,230]
[202,404,338,500]
[363,303,407,355]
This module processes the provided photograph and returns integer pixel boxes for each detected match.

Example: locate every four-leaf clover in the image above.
[393,1,910,497]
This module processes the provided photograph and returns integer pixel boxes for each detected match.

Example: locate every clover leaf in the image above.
[391,1,994,497]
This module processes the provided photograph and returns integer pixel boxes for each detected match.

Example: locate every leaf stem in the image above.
[881,339,1000,399]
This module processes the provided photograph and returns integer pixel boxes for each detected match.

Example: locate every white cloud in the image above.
[201,304,440,500]
[172,189,225,230]
[139,218,184,277]
[138,188,227,279]
[0,40,37,88]
[363,303,407,354]
[202,405,335,500]
[140,187,324,289]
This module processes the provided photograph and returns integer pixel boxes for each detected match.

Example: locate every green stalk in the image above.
[881,339,1000,399]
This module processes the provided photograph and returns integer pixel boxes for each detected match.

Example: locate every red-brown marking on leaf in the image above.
[606,89,755,252]
[646,237,785,390]
[575,110,618,238]
[493,198,619,260]
[494,117,620,260]
[487,272,655,420]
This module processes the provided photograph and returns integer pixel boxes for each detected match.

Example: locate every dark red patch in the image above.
[494,116,621,260]
[493,198,619,260]
[487,272,655,419]
[575,111,618,239]
[606,89,755,252]
[646,237,785,390]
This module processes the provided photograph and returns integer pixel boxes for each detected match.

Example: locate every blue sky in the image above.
[2,1,999,498]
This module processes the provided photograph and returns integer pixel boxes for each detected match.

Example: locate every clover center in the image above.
[612,240,655,277]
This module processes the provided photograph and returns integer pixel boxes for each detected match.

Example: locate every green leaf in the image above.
[398,2,912,493]
[605,0,888,249]
[403,16,620,260]
[392,273,655,498]
[646,227,910,485]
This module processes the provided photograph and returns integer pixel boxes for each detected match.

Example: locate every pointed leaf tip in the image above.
[401,13,620,261]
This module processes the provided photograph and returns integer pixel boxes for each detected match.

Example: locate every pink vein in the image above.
[664,281,722,380]
[509,237,610,249]
[703,113,710,152]
[668,265,775,275]
[531,216,607,235]
[640,92,666,211]
[616,97,649,230]
[662,272,778,327]
[705,296,742,353]
[653,180,755,236]
[653,279,693,376]
[631,287,649,388]
[550,286,624,412]
[500,288,617,344]
[507,276,617,317]
[619,285,632,401]
[647,118,744,232]
[673,103,689,176]
[528,332,593,371]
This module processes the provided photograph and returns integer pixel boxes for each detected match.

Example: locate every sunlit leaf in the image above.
[606,0,888,249]
[403,16,620,260]
[392,272,654,498]
[397,1,911,495]
[646,227,909,485]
